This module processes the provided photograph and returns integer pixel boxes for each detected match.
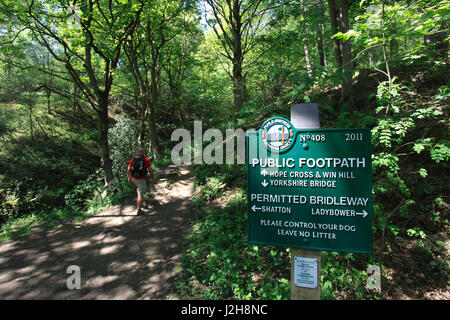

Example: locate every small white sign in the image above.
[294,256,318,288]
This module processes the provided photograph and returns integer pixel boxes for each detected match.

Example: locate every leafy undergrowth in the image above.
[0,171,136,242]
[178,184,291,300]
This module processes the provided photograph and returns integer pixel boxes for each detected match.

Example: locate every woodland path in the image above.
[0,164,194,299]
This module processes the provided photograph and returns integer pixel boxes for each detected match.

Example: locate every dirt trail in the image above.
[0,164,194,299]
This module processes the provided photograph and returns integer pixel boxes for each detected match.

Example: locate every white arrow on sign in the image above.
[261,180,268,187]
[251,205,261,212]
[261,169,268,177]
[355,210,368,218]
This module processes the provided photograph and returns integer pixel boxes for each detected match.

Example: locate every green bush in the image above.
[321,252,381,300]
[64,169,104,210]
[1,169,136,242]
[0,135,97,221]
[109,114,140,178]
[371,79,449,245]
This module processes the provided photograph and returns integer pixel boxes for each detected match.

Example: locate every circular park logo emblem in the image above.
[260,117,295,152]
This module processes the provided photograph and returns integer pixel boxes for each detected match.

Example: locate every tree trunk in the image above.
[328,0,343,68]
[232,57,246,112]
[390,38,399,59]
[98,93,113,185]
[46,88,52,114]
[388,0,399,60]
[148,111,159,158]
[368,48,375,66]
[304,43,312,76]
[328,0,353,101]
[169,84,186,128]
[339,0,353,100]
[138,104,147,146]
[232,58,246,112]
[124,40,148,148]
[231,0,247,112]
[137,88,147,147]
[301,0,312,76]
[317,24,327,67]
[149,62,160,157]
[28,96,34,141]
[315,0,326,67]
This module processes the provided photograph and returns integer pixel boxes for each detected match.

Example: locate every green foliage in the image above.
[321,252,381,300]
[406,227,427,239]
[64,169,104,210]
[83,176,136,214]
[180,187,290,299]
[413,138,434,154]
[430,141,450,163]
[193,163,246,191]
[353,0,450,65]
[202,177,226,200]
[375,78,404,114]
[435,85,449,103]
[368,68,449,292]
[0,172,135,242]
[0,134,97,221]
[109,114,140,178]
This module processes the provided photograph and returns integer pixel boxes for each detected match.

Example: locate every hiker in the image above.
[127,147,155,215]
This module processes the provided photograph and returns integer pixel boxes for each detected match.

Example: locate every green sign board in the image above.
[246,117,372,253]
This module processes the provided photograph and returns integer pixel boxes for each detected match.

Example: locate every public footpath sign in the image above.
[246,117,372,253]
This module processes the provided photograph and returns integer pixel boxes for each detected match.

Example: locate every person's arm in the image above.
[149,166,155,183]
[147,158,155,183]
[127,159,133,183]
[127,168,132,183]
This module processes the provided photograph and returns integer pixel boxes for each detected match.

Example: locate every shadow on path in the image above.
[0,164,194,299]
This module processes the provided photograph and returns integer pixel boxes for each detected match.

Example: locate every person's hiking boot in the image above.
[137,209,145,216]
